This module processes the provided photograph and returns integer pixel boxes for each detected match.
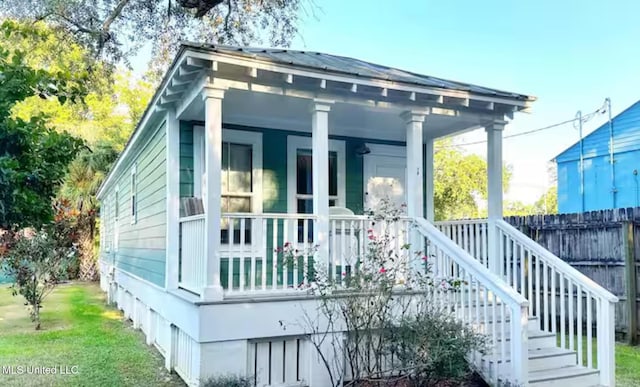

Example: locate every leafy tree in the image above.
[0,21,86,231]
[504,200,535,217]
[1,0,307,67]
[15,70,152,151]
[533,186,558,214]
[58,143,119,280]
[1,230,76,329]
[0,21,151,150]
[434,140,512,220]
[59,143,119,214]
[0,22,149,283]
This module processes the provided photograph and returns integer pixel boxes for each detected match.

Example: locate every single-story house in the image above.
[97,43,617,386]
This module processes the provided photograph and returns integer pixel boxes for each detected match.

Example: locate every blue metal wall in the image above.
[557,101,640,213]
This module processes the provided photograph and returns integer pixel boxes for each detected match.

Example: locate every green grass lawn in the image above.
[555,333,640,386]
[0,282,185,387]
[616,342,640,387]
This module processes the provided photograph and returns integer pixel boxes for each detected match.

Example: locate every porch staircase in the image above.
[471,307,601,386]
[414,218,618,387]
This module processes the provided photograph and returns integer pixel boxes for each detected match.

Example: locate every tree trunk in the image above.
[34,301,41,330]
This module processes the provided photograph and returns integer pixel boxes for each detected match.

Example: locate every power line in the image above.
[437,102,607,148]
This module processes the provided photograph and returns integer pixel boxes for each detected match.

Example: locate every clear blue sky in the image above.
[134,0,640,203]
[286,0,640,203]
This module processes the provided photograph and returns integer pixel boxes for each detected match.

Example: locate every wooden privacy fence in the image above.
[505,208,640,343]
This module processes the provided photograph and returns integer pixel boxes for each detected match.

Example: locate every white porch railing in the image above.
[435,219,489,269]
[495,220,618,387]
[328,215,412,287]
[178,213,415,295]
[179,213,318,295]
[220,213,317,294]
[413,218,530,386]
[179,214,206,293]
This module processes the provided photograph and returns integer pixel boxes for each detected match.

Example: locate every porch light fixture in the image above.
[355,144,371,156]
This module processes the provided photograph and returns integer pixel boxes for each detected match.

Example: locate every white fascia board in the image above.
[182,49,531,109]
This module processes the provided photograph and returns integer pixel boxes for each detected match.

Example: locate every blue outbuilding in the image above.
[555,100,640,213]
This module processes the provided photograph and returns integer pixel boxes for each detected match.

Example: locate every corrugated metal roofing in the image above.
[555,100,640,163]
[182,42,534,102]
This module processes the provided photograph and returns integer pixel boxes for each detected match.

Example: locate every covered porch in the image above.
[165,49,519,301]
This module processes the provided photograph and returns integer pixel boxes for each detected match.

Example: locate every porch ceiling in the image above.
[182,89,482,142]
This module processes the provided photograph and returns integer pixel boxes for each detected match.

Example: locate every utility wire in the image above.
[438,103,607,148]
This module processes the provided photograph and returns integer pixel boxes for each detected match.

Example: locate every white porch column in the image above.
[425,137,435,223]
[201,87,225,301]
[486,119,506,275]
[165,108,180,290]
[311,100,333,268]
[402,111,426,275]
[401,111,426,220]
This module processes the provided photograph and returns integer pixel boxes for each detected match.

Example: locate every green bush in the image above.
[0,231,76,329]
[383,305,487,385]
[202,375,253,387]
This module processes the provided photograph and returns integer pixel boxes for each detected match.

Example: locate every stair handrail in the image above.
[414,217,530,385]
[414,217,529,307]
[496,219,618,303]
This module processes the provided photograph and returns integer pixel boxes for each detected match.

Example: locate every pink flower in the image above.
[379,267,387,274]
[284,242,290,247]
[368,235,375,240]
[367,229,373,233]
[422,255,428,261]
[342,272,347,277]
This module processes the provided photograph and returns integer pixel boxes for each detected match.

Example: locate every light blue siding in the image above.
[102,122,167,286]
[556,101,640,163]
[557,100,640,213]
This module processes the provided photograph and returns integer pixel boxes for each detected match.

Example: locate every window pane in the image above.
[228,143,252,193]
[296,150,312,195]
[221,196,252,213]
[221,196,252,244]
[296,150,338,197]
[329,152,337,196]
[297,199,313,214]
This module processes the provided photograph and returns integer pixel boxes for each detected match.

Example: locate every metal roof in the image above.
[181,42,535,102]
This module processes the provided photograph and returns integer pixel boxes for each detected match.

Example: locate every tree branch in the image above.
[98,0,133,50]
[102,0,131,34]
[224,0,232,33]
[55,13,96,35]
[177,0,226,18]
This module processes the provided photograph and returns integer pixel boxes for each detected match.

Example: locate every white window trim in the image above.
[287,135,346,214]
[193,126,263,214]
[222,128,263,214]
[193,127,205,198]
[192,126,263,252]
[131,163,137,225]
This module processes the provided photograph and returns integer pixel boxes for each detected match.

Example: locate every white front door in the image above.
[363,145,407,211]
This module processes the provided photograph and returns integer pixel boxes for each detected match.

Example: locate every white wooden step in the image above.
[485,346,577,373]
[528,365,600,387]
[474,316,540,334]
[495,331,557,350]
